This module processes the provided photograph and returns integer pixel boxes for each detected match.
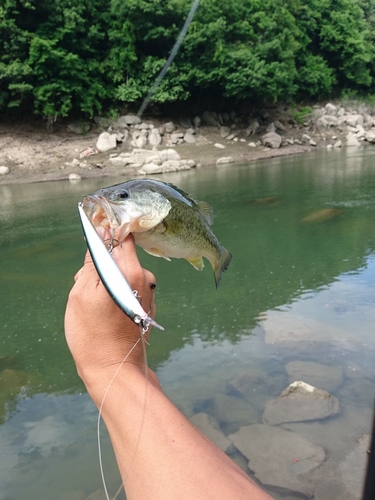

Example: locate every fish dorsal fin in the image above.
[197,201,214,225]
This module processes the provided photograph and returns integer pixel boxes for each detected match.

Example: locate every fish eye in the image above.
[118,190,129,199]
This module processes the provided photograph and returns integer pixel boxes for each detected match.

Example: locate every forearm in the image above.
[83,364,273,500]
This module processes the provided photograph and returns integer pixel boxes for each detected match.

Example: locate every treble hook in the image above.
[103,238,121,255]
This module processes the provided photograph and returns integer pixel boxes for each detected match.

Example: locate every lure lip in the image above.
[78,202,164,331]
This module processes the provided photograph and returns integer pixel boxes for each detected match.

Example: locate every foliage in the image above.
[1,0,375,119]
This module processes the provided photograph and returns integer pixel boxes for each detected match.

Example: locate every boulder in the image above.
[164,121,176,134]
[262,381,340,425]
[159,149,180,162]
[121,114,141,125]
[68,173,81,181]
[214,143,226,149]
[213,394,259,426]
[228,424,325,496]
[345,114,364,127]
[184,131,196,143]
[193,116,201,128]
[132,131,148,148]
[365,131,375,143]
[216,157,234,165]
[96,132,117,152]
[67,121,90,134]
[346,133,361,147]
[171,132,184,144]
[261,131,282,149]
[314,434,371,500]
[325,103,337,115]
[0,166,10,175]
[179,117,193,129]
[220,126,231,138]
[245,119,260,136]
[138,162,163,175]
[202,111,219,126]
[274,120,286,131]
[265,122,276,132]
[316,115,339,127]
[149,128,162,146]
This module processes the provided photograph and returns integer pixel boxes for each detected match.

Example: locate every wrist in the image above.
[78,361,160,409]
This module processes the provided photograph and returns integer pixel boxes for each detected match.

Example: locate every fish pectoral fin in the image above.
[186,256,204,271]
[143,247,171,261]
[164,219,184,235]
[197,201,214,225]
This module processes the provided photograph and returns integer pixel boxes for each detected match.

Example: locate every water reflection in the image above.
[0,148,374,499]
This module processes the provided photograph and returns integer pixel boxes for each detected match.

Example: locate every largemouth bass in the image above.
[78,203,164,331]
[83,179,232,288]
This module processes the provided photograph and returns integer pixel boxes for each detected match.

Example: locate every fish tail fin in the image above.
[214,247,232,289]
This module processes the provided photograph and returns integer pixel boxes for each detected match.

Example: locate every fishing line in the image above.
[97,336,142,500]
[97,324,151,500]
[137,0,201,118]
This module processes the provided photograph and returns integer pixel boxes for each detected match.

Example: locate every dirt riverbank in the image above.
[9,97,375,186]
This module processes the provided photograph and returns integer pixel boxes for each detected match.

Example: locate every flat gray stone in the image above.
[228,424,325,495]
[314,434,370,500]
[189,412,234,453]
[226,370,285,404]
[263,381,340,425]
[213,394,258,426]
[285,361,344,393]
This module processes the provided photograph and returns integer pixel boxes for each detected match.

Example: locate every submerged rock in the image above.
[262,381,340,425]
[314,434,371,500]
[189,412,234,453]
[228,424,325,495]
[213,393,259,427]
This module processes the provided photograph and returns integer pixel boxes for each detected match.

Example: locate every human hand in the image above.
[64,233,157,385]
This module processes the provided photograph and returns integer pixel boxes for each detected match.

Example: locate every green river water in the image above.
[0,147,374,499]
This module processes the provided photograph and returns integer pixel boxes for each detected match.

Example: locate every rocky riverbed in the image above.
[1,100,375,185]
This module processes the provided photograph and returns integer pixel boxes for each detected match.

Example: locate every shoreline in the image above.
[1,98,372,186]
[0,119,314,186]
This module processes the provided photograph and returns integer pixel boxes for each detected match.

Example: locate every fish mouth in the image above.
[83,195,126,240]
